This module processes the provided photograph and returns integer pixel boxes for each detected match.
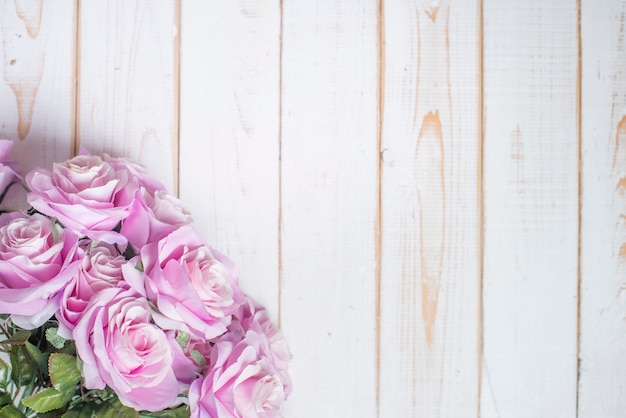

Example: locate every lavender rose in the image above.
[73,287,190,412]
[103,153,165,193]
[123,226,243,340]
[26,154,138,244]
[0,212,81,329]
[189,332,288,418]
[120,187,193,249]
[230,297,292,395]
[57,243,128,338]
[0,139,21,197]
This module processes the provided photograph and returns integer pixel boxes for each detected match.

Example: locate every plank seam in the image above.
[477,0,485,416]
[575,0,582,415]
[174,0,181,197]
[277,0,284,328]
[375,0,385,416]
[71,0,81,156]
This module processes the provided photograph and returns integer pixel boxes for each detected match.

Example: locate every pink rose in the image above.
[102,154,165,193]
[73,287,188,412]
[120,187,193,249]
[123,226,243,340]
[177,333,214,371]
[0,212,81,329]
[230,297,292,395]
[0,139,21,197]
[57,243,128,338]
[26,154,138,244]
[189,332,287,418]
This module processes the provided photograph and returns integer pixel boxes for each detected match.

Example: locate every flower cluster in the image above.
[0,140,291,417]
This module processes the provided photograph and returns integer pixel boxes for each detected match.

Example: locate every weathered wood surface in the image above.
[378,1,481,416]
[279,1,379,416]
[179,0,281,321]
[578,1,626,416]
[481,1,579,416]
[76,0,179,192]
[0,1,624,416]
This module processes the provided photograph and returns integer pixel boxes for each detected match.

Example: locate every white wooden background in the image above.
[0,1,624,417]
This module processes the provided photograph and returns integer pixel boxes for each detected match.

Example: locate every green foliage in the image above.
[9,346,36,387]
[189,350,206,370]
[0,330,31,348]
[45,327,66,350]
[0,391,12,407]
[0,317,194,417]
[139,405,191,417]
[48,354,81,392]
[21,387,75,413]
[24,342,49,380]
[175,331,190,350]
[0,359,12,390]
[0,404,26,418]
[62,397,138,418]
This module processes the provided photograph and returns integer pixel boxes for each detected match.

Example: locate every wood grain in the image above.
[3,2,625,415]
[481,1,579,416]
[0,0,75,176]
[378,1,481,416]
[178,1,281,320]
[76,0,179,192]
[279,1,379,416]
[578,1,626,416]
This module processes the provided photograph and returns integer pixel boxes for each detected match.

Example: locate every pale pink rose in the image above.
[26,154,138,244]
[57,243,128,338]
[103,153,165,193]
[73,287,188,412]
[167,330,205,386]
[0,212,82,329]
[0,139,21,196]
[123,226,243,340]
[189,332,287,418]
[180,334,214,370]
[120,187,193,249]
[230,297,292,395]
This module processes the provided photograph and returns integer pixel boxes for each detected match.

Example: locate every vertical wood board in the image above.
[279,1,379,416]
[481,1,579,416]
[179,0,281,319]
[77,0,179,192]
[578,1,626,416]
[0,0,75,179]
[378,1,482,416]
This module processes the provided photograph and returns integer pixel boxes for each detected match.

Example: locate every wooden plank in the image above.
[0,0,75,177]
[481,1,579,416]
[178,1,281,319]
[76,0,179,192]
[378,1,481,416]
[279,1,379,416]
[578,2,626,416]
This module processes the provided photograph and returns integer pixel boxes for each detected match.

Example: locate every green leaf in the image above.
[24,341,49,379]
[175,331,189,350]
[20,386,74,413]
[49,354,81,392]
[45,327,66,350]
[0,404,26,418]
[10,346,36,386]
[189,349,206,370]
[0,359,11,390]
[0,330,31,347]
[63,397,138,418]
[50,220,60,244]
[0,391,12,407]
[140,405,190,417]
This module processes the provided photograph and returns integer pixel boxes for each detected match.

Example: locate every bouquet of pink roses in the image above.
[0,140,291,417]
